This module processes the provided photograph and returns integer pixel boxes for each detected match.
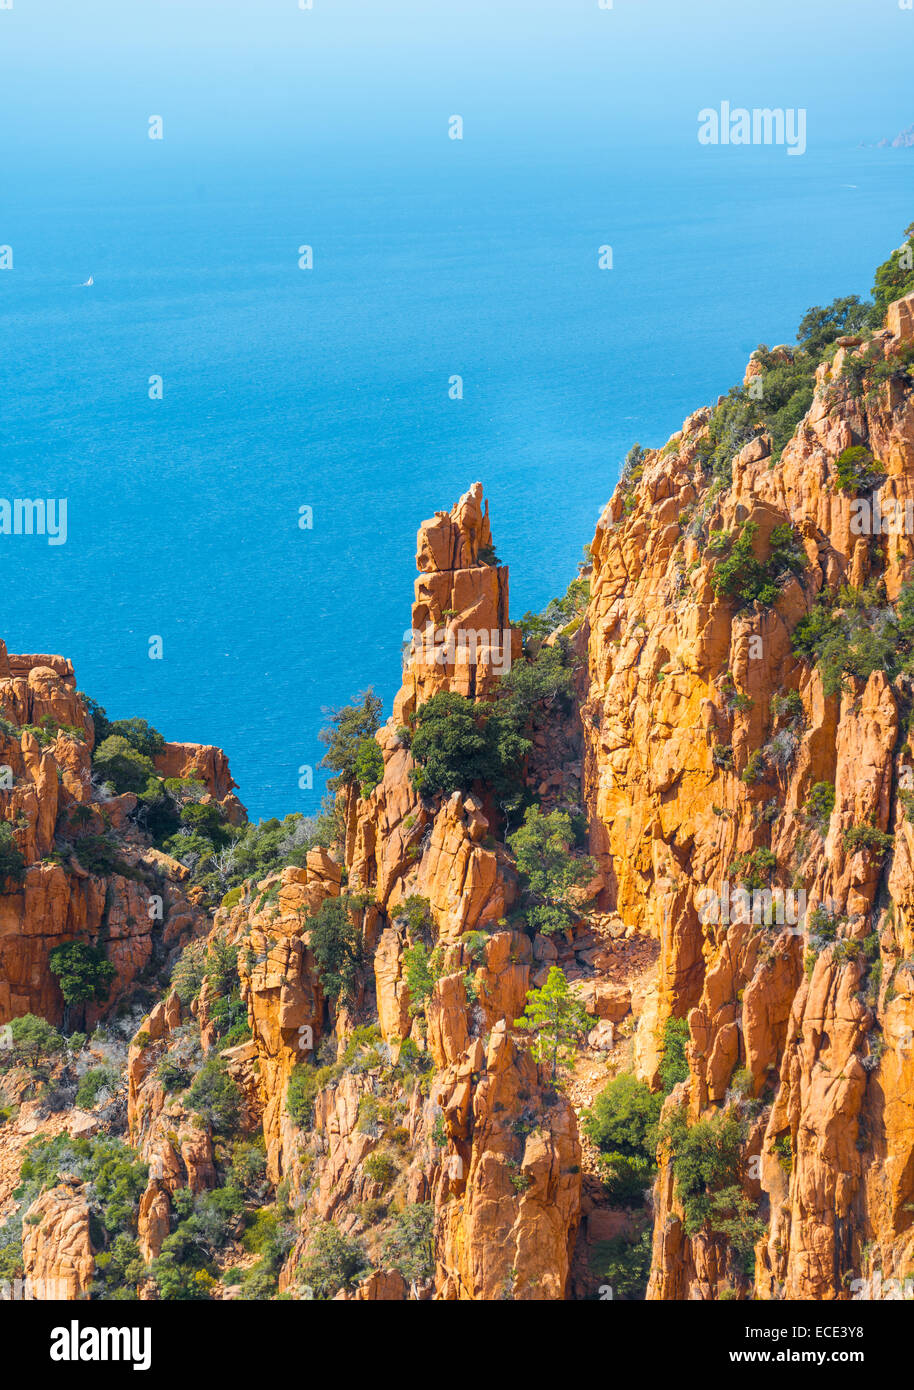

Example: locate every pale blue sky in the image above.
[1,0,912,166]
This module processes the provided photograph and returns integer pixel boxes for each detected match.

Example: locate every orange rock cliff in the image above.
[4,249,914,1303]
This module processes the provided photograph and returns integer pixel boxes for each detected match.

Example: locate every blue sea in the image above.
[2,90,913,817]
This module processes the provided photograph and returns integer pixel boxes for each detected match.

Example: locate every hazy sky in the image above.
[1,0,911,166]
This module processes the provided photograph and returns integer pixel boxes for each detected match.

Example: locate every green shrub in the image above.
[771,689,804,722]
[796,295,871,357]
[403,942,438,1017]
[286,1062,338,1128]
[170,939,206,1006]
[804,781,835,834]
[381,1202,434,1282]
[319,692,383,790]
[514,966,590,1080]
[354,737,384,798]
[308,896,365,1004]
[0,823,25,887]
[18,1133,147,1239]
[70,834,122,876]
[709,522,805,608]
[242,1205,294,1266]
[589,1224,653,1300]
[659,1016,690,1094]
[105,718,165,759]
[806,904,844,946]
[363,1150,397,1188]
[659,1110,764,1266]
[91,1232,145,1299]
[408,692,492,797]
[157,1057,191,1093]
[185,1056,242,1134]
[832,445,882,496]
[517,581,590,647]
[727,848,777,892]
[92,735,156,795]
[869,222,914,325]
[507,806,597,936]
[842,824,893,859]
[296,1221,369,1300]
[840,338,914,402]
[3,1014,64,1067]
[75,1066,119,1109]
[792,579,914,696]
[740,750,766,785]
[582,1074,662,1201]
[48,941,116,1010]
[230,1136,267,1194]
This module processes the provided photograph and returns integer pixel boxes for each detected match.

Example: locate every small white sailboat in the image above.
[76,275,94,287]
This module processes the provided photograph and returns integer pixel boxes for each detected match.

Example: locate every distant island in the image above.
[860,123,914,148]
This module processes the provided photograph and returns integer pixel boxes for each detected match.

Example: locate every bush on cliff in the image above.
[517,574,591,647]
[659,1110,764,1267]
[582,1074,662,1201]
[408,691,491,796]
[170,938,207,1006]
[92,1233,145,1299]
[353,735,384,798]
[286,1061,333,1128]
[319,690,383,791]
[514,966,590,1081]
[695,280,895,487]
[589,1222,653,1300]
[295,1220,369,1299]
[48,941,116,1018]
[508,807,598,936]
[202,807,339,899]
[403,940,443,1017]
[381,1202,434,1282]
[307,895,365,1004]
[791,579,914,696]
[869,221,914,325]
[842,823,894,859]
[727,848,777,892]
[16,1133,148,1242]
[69,833,121,876]
[796,295,872,358]
[185,1056,242,1135]
[659,1016,690,1094]
[1,1014,64,1069]
[0,822,25,888]
[92,735,157,795]
[832,445,883,496]
[803,781,835,835]
[709,522,805,608]
[407,687,536,808]
[75,1065,120,1109]
[499,638,576,722]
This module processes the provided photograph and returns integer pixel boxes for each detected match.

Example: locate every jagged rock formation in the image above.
[21,1177,95,1299]
[583,292,914,1299]
[393,482,520,722]
[5,270,914,1302]
[0,649,210,1025]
